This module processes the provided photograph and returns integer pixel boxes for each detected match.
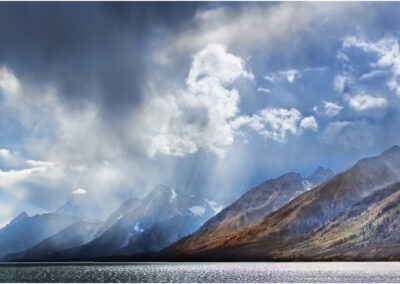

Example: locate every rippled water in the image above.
[0,262,399,282]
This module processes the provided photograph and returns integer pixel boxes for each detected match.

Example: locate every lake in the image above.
[0,262,399,282]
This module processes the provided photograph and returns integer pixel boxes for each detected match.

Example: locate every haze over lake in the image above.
[1,262,400,283]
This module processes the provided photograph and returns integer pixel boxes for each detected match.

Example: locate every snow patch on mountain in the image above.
[302,180,314,191]
[133,223,144,233]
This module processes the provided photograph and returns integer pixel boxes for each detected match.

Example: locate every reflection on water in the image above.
[0,262,399,283]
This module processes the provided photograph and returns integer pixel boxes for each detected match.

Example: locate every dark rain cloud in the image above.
[0,2,202,117]
[2,2,400,223]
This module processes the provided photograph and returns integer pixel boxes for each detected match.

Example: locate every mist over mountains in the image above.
[2,145,400,261]
[0,166,332,261]
[167,167,333,254]
[3,2,400,235]
[0,211,80,259]
[1,185,222,261]
[2,2,400,266]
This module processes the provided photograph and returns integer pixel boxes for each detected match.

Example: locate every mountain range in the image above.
[164,145,400,261]
[3,145,400,261]
[167,167,333,255]
[0,209,81,259]
[3,185,221,261]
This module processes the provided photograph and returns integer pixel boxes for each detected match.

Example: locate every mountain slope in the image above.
[117,215,205,255]
[274,180,400,260]
[93,198,139,238]
[55,201,85,219]
[168,167,333,254]
[0,212,80,259]
[4,220,102,261]
[167,146,400,259]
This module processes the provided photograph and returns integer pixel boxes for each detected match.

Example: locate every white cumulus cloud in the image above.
[140,44,253,158]
[186,43,253,86]
[336,50,349,61]
[300,116,318,131]
[342,36,400,96]
[26,160,56,169]
[257,87,271,94]
[280,69,299,83]
[72,188,87,195]
[322,101,343,117]
[0,149,11,159]
[348,94,387,111]
[333,73,352,94]
[263,69,300,84]
[0,66,20,95]
[241,108,303,143]
[0,166,49,189]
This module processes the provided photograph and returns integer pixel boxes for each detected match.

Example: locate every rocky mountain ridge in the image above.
[168,167,333,254]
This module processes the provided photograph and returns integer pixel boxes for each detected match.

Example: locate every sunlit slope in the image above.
[167,168,333,254]
[167,146,400,260]
[277,181,400,260]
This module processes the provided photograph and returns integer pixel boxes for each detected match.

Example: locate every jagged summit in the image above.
[379,145,400,177]
[9,211,28,225]
[278,172,302,181]
[147,184,181,203]
[379,145,400,157]
[167,145,400,260]
[55,202,84,219]
[167,167,334,254]
[3,144,400,262]
[355,156,382,167]
[310,166,333,176]
[305,166,334,185]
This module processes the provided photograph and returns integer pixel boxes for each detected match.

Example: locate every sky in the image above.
[1,2,400,227]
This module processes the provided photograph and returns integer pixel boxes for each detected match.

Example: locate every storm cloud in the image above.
[1,2,400,226]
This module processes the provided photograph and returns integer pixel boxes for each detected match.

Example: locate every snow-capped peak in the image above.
[55,201,84,218]
[305,167,334,186]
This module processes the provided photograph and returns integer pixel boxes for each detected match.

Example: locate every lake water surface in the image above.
[0,262,399,283]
